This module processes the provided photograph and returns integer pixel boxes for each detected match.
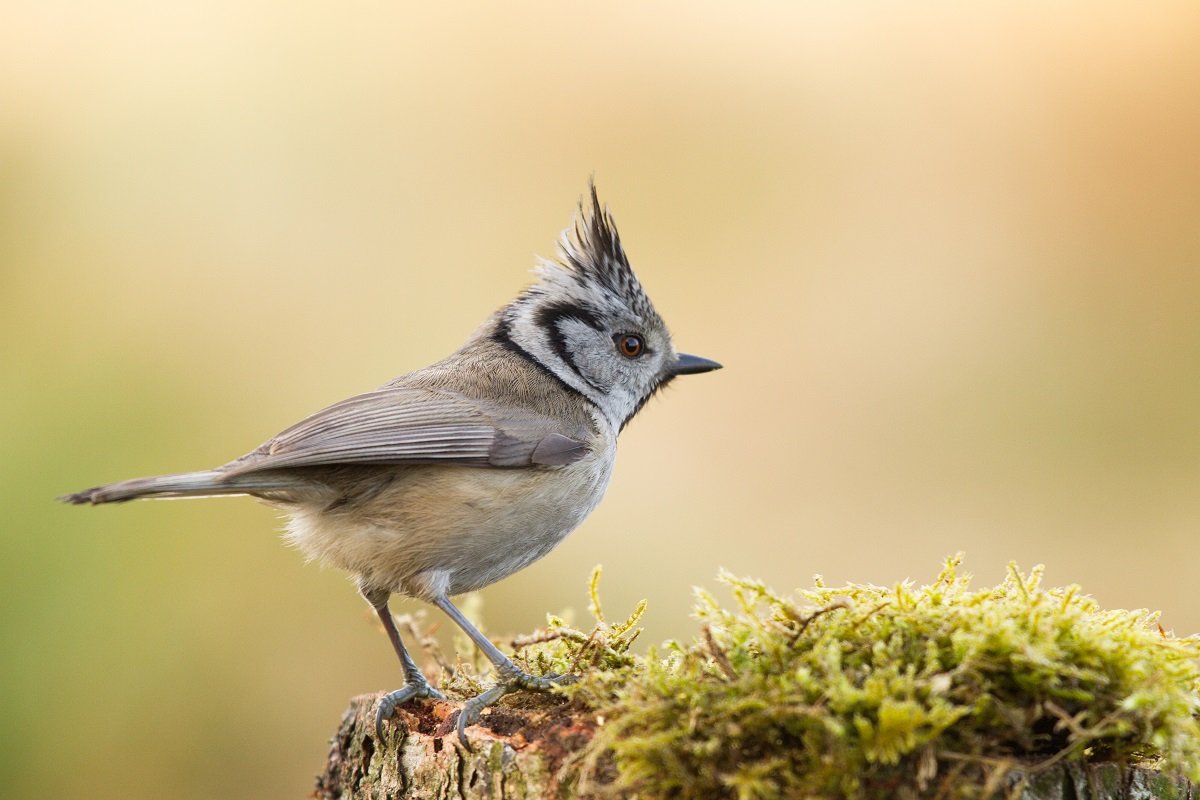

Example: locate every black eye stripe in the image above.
[535,301,603,332]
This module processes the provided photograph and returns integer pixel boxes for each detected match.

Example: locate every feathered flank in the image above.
[535,180,660,323]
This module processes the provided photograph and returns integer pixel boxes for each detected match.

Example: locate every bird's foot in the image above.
[455,667,577,748]
[374,678,447,740]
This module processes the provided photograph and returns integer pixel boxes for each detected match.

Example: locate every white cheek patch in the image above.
[506,304,592,393]
[553,317,616,392]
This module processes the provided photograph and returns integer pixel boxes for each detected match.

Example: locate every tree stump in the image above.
[315,693,598,800]
[315,692,1195,799]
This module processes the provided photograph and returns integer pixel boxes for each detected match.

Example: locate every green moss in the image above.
[464,558,1200,798]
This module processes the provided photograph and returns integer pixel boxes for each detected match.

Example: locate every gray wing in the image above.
[222,387,590,476]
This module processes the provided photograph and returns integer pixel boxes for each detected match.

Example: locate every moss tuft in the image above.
[452,557,1200,798]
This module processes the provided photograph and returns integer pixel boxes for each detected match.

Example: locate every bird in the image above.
[62,182,721,745]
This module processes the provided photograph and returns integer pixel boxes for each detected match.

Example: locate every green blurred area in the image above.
[3,3,1199,797]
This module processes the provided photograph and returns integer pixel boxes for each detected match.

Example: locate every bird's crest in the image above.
[534,180,660,323]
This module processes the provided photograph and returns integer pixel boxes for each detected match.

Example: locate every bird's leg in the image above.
[433,595,576,746]
[362,587,446,740]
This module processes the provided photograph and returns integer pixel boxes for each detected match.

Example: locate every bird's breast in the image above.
[283,447,616,597]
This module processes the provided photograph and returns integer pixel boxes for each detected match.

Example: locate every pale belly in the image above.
[282,454,614,599]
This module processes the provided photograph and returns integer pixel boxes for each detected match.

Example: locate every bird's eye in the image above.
[615,333,645,358]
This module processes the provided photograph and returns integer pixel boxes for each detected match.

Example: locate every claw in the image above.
[374,681,446,740]
[455,670,576,749]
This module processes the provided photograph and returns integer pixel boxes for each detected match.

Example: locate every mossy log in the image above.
[314,692,1195,800]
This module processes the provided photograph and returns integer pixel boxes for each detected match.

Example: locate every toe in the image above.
[454,684,509,748]
[510,670,578,692]
[374,681,444,739]
[456,709,474,749]
[375,698,396,740]
[455,697,487,749]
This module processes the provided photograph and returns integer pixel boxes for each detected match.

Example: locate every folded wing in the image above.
[222,387,590,476]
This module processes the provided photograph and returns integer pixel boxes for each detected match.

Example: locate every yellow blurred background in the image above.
[3,2,1199,797]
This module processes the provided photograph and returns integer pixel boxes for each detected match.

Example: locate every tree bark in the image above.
[314,692,597,800]
[315,693,1195,800]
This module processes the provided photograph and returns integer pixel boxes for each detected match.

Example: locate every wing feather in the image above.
[222,387,589,476]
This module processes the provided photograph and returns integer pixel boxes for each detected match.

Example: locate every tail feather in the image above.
[59,469,293,505]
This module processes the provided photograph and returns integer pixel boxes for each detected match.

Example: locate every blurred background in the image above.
[3,2,1199,797]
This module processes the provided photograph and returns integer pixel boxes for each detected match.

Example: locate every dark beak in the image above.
[669,353,723,376]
